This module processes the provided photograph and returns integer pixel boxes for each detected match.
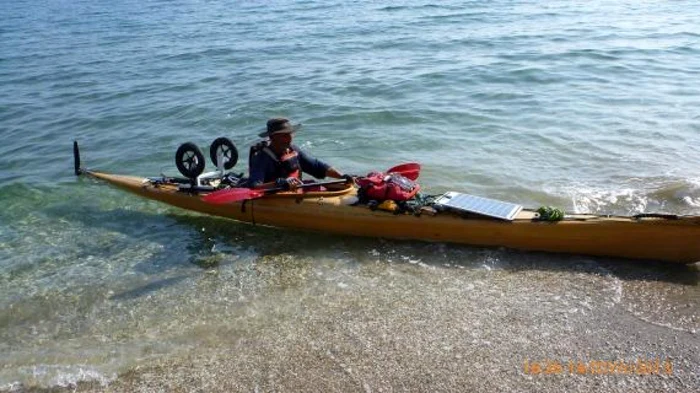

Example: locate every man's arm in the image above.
[325,167,344,179]
[296,149,353,183]
[297,148,331,179]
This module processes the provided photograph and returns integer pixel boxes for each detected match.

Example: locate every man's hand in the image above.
[276,177,302,190]
[342,174,357,185]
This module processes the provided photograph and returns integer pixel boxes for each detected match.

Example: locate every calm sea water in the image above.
[1,0,699,389]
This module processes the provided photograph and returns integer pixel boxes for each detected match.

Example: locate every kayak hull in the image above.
[86,171,700,264]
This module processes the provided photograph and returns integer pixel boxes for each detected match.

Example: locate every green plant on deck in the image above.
[536,206,565,221]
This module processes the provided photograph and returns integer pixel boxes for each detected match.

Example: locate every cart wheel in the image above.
[209,137,238,170]
[175,142,205,178]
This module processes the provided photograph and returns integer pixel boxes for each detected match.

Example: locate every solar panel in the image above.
[434,192,523,221]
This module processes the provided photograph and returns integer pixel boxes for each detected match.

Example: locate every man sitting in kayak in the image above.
[248,117,351,190]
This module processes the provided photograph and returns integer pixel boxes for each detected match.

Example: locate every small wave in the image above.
[6,364,115,390]
[683,196,700,207]
[589,263,623,306]
[553,177,700,215]
[561,48,621,62]
[626,311,697,334]
[558,185,648,215]
[378,4,455,12]
[378,5,409,12]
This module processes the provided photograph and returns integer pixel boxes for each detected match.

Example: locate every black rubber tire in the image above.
[209,137,238,170]
[175,142,205,178]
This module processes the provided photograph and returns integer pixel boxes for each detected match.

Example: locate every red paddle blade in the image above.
[201,188,265,205]
[387,162,421,180]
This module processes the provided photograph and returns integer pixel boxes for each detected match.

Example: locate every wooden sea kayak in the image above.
[80,170,700,264]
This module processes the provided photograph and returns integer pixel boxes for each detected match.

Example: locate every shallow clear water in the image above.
[1,0,699,389]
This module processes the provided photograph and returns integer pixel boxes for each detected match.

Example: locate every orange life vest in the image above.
[276,149,301,179]
[248,141,303,184]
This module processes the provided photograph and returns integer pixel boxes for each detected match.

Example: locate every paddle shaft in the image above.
[265,178,349,193]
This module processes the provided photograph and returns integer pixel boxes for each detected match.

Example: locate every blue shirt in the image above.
[248,144,330,187]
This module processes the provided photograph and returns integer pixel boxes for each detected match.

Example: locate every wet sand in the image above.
[14,256,699,393]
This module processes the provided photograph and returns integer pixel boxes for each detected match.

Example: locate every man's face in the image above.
[270,133,293,149]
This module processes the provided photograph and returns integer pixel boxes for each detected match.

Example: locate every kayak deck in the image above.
[84,171,700,264]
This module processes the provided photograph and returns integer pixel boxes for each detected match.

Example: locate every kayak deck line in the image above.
[78,169,700,265]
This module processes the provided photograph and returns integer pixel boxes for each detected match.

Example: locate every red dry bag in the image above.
[356,172,420,202]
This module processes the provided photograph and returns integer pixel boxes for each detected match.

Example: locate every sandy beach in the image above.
[16,258,699,393]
